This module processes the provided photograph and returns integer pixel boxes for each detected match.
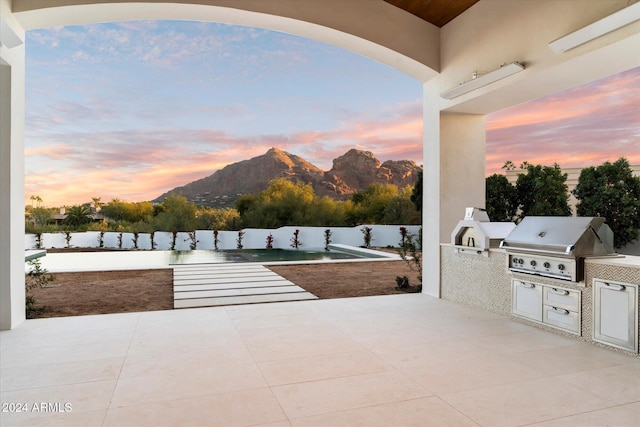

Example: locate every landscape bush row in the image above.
[26,179,422,234]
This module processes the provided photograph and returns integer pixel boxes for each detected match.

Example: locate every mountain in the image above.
[154,147,422,207]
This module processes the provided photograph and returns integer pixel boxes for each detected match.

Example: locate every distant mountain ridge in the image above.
[154,147,422,207]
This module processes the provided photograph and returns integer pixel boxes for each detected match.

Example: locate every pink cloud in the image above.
[25,102,424,206]
[486,67,640,175]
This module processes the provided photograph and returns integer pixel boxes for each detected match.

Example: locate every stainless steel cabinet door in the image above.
[593,280,638,352]
[512,279,543,322]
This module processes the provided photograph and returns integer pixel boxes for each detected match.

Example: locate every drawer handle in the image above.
[551,307,570,315]
[550,288,569,296]
[603,283,625,291]
[522,282,535,289]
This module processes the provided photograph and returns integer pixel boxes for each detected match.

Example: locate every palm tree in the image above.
[30,195,43,207]
[91,196,102,212]
[63,205,93,227]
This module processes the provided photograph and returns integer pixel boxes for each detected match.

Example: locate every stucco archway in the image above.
[2,0,639,330]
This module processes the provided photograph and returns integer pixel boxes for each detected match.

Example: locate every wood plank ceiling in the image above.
[384,0,478,27]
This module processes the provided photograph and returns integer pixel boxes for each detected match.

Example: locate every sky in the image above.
[24,20,640,207]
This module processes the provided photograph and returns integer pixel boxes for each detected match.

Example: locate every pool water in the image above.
[33,246,395,273]
[169,249,372,265]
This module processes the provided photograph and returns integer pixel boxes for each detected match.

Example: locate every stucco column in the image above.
[423,82,486,297]
[0,6,26,330]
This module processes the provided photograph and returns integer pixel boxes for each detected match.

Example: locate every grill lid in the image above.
[500,216,614,257]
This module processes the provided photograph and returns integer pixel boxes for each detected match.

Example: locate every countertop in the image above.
[586,255,640,268]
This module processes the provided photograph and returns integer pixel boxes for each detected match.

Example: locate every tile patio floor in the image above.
[1,294,639,426]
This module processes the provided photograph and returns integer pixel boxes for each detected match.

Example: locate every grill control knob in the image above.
[530,260,537,267]
[558,264,565,271]
[543,262,550,268]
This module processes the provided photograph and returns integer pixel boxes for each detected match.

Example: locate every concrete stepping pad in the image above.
[173,264,317,308]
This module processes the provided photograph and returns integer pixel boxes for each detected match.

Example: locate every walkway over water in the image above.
[173,263,317,308]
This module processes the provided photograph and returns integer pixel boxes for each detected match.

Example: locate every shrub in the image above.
[63,231,72,248]
[25,259,56,318]
[360,226,373,248]
[290,229,302,249]
[186,231,198,250]
[324,229,332,251]
[213,230,220,250]
[397,231,422,284]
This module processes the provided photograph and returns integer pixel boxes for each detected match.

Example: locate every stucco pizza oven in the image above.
[450,207,516,255]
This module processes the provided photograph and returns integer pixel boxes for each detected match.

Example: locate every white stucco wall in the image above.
[0,0,26,330]
[25,224,421,251]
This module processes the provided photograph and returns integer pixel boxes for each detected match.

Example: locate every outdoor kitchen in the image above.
[441,208,640,357]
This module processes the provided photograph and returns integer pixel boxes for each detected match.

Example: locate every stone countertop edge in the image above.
[586,255,640,268]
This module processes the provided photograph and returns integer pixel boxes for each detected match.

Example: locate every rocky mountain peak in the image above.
[154,148,421,207]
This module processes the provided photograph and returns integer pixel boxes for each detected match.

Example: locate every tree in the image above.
[153,194,197,231]
[239,179,315,228]
[100,199,127,222]
[63,205,93,226]
[196,207,241,230]
[485,174,517,222]
[502,160,516,171]
[100,199,153,223]
[30,207,53,228]
[91,196,102,212]
[383,186,421,224]
[349,183,399,224]
[515,163,571,219]
[410,170,422,212]
[573,157,640,248]
[29,195,43,208]
[235,194,257,218]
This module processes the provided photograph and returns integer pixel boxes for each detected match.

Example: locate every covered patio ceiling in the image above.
[385,0,478,27]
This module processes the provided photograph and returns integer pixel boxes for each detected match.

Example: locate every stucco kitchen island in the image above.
[441,245,640,357]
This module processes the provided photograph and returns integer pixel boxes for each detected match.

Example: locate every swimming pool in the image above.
[32,245,399,273]
[169,248,380,264]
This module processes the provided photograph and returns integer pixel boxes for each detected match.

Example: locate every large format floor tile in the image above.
[271,370,431,418]
[440,376,618,427]
[289,397,478,427]
[258,350,391,386]
[104,388,287,427]
[1,293,638,426]
[110,362,267,407]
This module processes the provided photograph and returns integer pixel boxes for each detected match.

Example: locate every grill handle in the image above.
[501,244,574,255]
[603,282,625,291]
[551,307,570,315]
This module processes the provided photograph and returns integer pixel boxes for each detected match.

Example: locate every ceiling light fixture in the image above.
[549,2,640,53]
[440,62,524,100]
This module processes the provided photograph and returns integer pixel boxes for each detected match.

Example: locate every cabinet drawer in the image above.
[543,286,580,312]
[543,305,580,334]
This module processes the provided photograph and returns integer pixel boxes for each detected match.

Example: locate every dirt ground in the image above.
[27,257,421,318]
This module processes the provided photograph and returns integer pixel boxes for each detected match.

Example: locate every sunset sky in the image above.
[24,21,639,207]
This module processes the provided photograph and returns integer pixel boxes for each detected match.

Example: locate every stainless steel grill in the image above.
[500,216,615,281]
